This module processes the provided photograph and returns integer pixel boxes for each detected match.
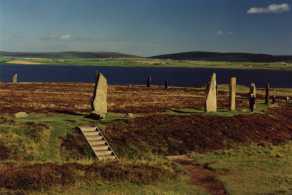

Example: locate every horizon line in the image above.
[1,50,292,57]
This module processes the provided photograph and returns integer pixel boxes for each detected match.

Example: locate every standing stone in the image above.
[205,73,217,112]
[250,83,256,97]
[164,80,168,89]
[265,83,270,105]
[229,77,237,111]
[12,73,18,83]
[92,72,108,117]
[146,76,151,88]
[286,96,290,104]
[15,112,28,118]
[249,83,256,112]
[272,95,276,104]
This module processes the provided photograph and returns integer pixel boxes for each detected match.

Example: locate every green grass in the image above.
[219,84,292,97]
[0,112,143,162]
[27,177,207,195]
[168,100,268,117]
[218,84,250,93]
[4,57,292,70]
[0,113,98,162]
[0,113,206,194]
[0,56,9,63]
[191,142,292,194]
[0,110,291,194]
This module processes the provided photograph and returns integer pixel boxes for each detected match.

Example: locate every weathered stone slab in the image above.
[12,73,18,83]
[249,83,257,112]
[229,77,237,111]
[265,83,270,105]
[164,80,168,89]
[92,73,108,117]
[205,73,217,112]
[146,76,151,87]
[127,113,135,118]
[250,83,256,97]
[15,112,28,118]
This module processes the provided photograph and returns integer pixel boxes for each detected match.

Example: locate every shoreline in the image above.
[2,61,292,71]
[2,57,292,71]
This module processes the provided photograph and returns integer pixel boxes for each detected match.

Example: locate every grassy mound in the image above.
[0,118,50,161]
[104,107,292,158]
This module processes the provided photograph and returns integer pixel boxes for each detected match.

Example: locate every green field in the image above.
[192,142,292,194]
[3,57,292,70]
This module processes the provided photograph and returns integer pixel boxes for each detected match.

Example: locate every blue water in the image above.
[0,64,292,88]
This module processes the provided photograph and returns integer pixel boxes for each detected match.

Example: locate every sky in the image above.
[0,0,292,56]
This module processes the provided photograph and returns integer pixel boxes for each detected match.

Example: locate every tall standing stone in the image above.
[229,77,237,111]
[250,83,256,98]
[265,83,270,105]
[164,80,168,89]
[12,73,18,83]
[146,76,151,88]
[205,73,217,112]
[92,72,108,117]
[249,83,257,112]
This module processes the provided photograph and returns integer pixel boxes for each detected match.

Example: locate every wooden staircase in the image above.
[78,126,118,161]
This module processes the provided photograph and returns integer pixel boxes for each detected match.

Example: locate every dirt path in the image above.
[169,155,228,195]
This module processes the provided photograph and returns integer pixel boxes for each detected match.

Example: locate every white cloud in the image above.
[247,3,290,14]
[216,30,233,36]
[217,30,223,36]
[40,34,73,41]
[60,34,71,40]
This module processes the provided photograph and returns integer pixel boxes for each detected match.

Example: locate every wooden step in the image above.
[87,136,104,141]
[83,131,100,136]
[79,126,118,161]
[86,134,102,138]
[98,156,116,161]
[92,146,109,151]
[80,126,97,132]
[91,141,107,146]
[95,151,113,156]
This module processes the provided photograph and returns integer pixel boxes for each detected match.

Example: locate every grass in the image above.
[0,101,289,194]
[0,158,201,194]
[0,56,9,63]
[0,113,98,161]
[0,112,205,194]
[0,110,291,194]
[4,57,292,70]
[27,177,207,195]
[11,112,132,161]
[168,100,268,117]
[191,142,292,194]
[219,84,292,97]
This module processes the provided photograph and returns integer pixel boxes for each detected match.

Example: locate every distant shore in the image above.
[5,60,45,65]
[2,57,292,70]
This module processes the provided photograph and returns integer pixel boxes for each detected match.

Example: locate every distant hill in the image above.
[0,51,139,59]
[151,51,292,62]
[2,51,292,63]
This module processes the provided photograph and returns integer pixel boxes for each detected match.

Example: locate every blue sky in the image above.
[0,0,292,56]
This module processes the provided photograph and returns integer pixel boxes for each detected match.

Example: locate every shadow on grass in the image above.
[168,101,269,117]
